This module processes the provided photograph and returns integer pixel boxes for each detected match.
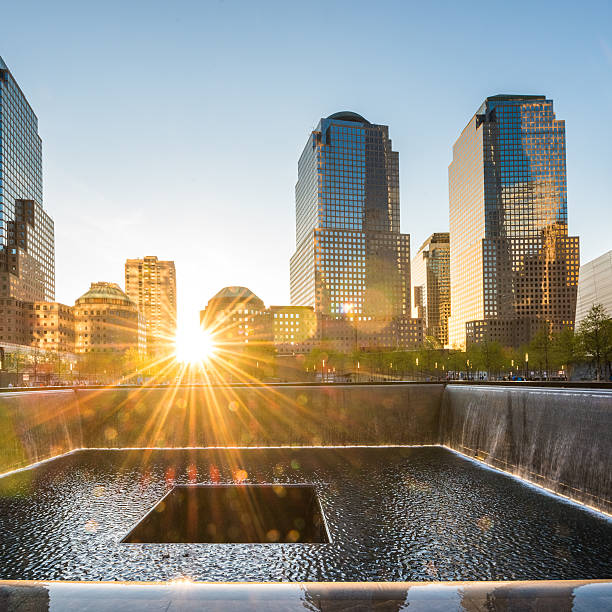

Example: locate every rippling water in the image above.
[0,447,610,581]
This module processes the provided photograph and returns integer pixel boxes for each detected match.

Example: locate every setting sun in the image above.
[174,326,217,364]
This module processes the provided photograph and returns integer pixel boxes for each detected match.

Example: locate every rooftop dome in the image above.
[327,111,370,124]
[75,282,133,305]
[206,287,265,313]
[210,286,262,302]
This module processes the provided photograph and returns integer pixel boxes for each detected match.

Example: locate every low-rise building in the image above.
[200,286,271,347]
[0,299,29,345]
[269,305,317,354]
[200,287,425,356]
[74,282,143,353]
[28,302,75,352]
[318,314,424,353]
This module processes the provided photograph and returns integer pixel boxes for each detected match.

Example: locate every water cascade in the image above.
[441,385,612,514]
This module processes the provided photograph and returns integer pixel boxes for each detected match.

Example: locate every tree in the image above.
[552,327,577,379]
[529,324,554,378]
[470,340,505,380]
[575,304,612,381]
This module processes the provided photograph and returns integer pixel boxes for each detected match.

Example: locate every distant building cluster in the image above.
[2,53,610,365]
[0,57,176,361]
[288,104,581,350]
[200,286,424,354]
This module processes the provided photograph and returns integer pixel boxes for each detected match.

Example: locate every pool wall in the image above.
[441,385,612,514]
[0,389,82,474]
[0,383,610,514]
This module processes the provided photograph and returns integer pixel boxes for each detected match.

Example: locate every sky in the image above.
[2,0,611,331]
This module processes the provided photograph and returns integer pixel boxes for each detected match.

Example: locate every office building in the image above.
[28,302,75,352]
[74,282,144,353]
[448,95,579,348]
[269,305,317,354]
[575,250,612,325]
[290,111,411,317]
[317,314,424,353]
[411,233,450,346]
[0,57,54,306]
[0,299,29,345]
[125,256,177,355]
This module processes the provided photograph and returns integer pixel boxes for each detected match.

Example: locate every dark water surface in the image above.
[0,447,610,581]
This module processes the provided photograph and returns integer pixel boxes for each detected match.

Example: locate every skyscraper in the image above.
[125,256,177,355]
[411,233,450,347]
[0,57,54,306]
[290,112,411,317]
[448,95,579,348]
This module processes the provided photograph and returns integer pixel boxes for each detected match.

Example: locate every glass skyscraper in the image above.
[290,111,410,317]
[411,232,450,347]
[448,95,579,348]
[0,56,54,304]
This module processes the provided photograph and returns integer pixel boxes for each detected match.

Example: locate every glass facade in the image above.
[290,112,410,316]
[411,233,450,347]
[449,95,579,348]
[0,56,54,303]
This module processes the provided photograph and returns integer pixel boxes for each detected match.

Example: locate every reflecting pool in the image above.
[0,447,610,581]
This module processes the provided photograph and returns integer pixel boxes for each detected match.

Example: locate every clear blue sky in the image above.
[2,0,611,328]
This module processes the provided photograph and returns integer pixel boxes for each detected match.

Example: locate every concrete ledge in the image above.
[0,580,610,610]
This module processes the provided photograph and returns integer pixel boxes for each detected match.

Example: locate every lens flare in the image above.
[174,326,217,364]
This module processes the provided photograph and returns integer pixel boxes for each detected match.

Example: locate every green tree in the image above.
[243,343,277,380]
[528,324,554,378]
[575,304,612,381]
[552,327,577,379]
[471,340,505,380]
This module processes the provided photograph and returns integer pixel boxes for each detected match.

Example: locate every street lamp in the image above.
[524,352,529,380]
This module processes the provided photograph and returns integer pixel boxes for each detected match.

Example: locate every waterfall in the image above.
[442,385,612,514]
[0,390,83,474]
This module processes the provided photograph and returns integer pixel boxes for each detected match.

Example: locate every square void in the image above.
[122,484,329,543]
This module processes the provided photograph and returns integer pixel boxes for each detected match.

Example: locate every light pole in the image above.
[415,357,419,381]
[524,352,529,381]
